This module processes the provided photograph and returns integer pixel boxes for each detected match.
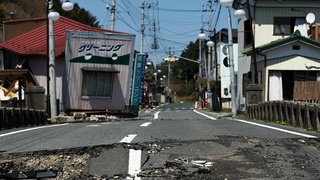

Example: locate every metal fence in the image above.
[247,101,320,131]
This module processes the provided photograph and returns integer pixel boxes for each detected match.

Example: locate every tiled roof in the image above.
[0,17,122,57]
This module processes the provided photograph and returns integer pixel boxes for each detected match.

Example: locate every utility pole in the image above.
[110,0,116,30]
[226,6,237,117]
[140,0,146,53]
[151,20,158,69]
[207,0,213,92]
[48,0,57,117]
[167,47,173,102]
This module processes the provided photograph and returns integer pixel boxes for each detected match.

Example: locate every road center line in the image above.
[140,122,152,127]
[0,124,69,138]
[193,110,217,120]
[234,119,318,138]
[154,111,160,119]
[127,149,142,180]
[120,134,137,143]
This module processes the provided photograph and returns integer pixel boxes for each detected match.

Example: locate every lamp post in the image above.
[207,40,214,92]
[47,0,73,118]
[153,69,161,104]
[220,0,237,117]
[198,29,206,109]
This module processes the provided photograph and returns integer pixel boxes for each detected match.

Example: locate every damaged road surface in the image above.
[0,103,320,179]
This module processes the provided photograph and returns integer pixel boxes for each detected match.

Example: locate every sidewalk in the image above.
[196,108,233,119]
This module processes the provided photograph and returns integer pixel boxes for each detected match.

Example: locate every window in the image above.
[81,70,115,98]
[273,17,305,35]
[244,19,252,46]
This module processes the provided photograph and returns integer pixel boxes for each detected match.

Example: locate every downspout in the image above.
[247,0,258,84]
[2,21,5,42]
[257,50,267,101]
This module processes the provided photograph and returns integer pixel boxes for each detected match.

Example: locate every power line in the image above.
[157,7,203,12]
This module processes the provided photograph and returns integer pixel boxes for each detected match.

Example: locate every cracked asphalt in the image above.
[1,136,320,179]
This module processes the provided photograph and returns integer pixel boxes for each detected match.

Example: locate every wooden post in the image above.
[269,101,273,121]
[264,102,270,121]
[297,103,303,128]
[262,103,265,120]
[279,101,284,122]
[273,101,278,121]
[314,104,320,131]
[284,102,290,125]
[305,104,312,130]
[258,103,261,120]
[290,102,296,127]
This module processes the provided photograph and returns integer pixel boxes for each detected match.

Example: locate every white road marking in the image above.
[193,110,217,120]
[154,111,160,119]
[86,124,100,127]
[140,122,152,127]
[127,149,142,180]
[0,124,69,138]
[234,119,318,138]
[120,134,137,143]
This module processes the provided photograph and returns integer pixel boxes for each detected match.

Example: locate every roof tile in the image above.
[0,17,122,57]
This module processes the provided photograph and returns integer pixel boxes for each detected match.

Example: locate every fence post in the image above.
[261,103,265,120]
[305,104,312,130]
[258,103,261,120]
[0,107,4,129]
[296,103,302,128]
[284,102,290,125]
[269,101,273,121]
[265,102,269,120]
[6,108,14,129]
[314,104,320,131]
[13,108,22,128]
[279,101,284,122]
[272,101,278,121]
[290,102,296,127]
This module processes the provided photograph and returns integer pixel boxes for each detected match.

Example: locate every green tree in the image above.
[0,0,100,27]
[157,40,200,100]
[56,2,100,27]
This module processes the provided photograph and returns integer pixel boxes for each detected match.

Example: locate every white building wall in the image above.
[255,7,320,47]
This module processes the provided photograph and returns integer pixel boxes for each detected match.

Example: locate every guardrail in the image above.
[0,107,47,130]
[247,101,320,131]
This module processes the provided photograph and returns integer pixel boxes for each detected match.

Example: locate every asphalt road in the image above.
[0,102,319,179]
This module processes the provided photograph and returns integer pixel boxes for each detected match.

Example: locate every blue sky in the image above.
[71,0,237,64]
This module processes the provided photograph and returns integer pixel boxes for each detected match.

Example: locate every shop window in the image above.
[81,71,113,98]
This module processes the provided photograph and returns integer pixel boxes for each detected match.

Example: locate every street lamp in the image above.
[47,0,74,118]
[220,0,237,117]
[207,40,214,92]
[153,69,161,105]
[198,29,206,109]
